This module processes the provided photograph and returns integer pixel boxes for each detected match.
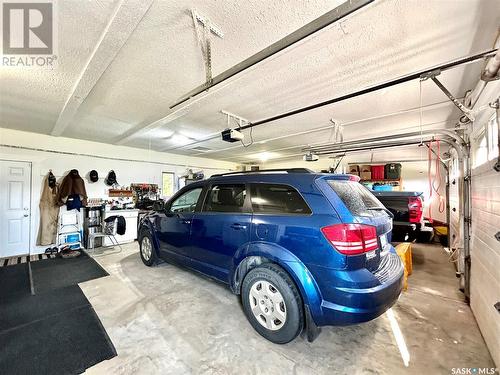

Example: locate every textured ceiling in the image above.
[1,0,499,164]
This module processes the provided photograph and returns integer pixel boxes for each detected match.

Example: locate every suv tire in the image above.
[241,263,304,344]
[139,231,158,266]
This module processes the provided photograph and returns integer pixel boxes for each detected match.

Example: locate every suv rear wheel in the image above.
[241,263,304,344]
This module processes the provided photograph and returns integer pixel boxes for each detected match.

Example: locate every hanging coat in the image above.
[37,176,60,246]
[57,169,88,206]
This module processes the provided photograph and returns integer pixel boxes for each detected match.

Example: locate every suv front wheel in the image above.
[241,263,304,344]
[139,231,158,266]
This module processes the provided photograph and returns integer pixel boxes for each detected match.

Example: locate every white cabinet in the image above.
[103,209,138,246]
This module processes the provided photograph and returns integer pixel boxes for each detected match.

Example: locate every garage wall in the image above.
[468,82,500,366]
[0,128,237,254]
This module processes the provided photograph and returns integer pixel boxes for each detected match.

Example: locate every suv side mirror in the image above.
[152,201,165,212]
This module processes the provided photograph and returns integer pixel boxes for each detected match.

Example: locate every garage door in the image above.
[469,111,500,366]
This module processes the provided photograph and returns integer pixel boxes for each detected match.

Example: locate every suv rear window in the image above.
[204,184,246,213]
[250,184,311,214]
[328,180,384,216]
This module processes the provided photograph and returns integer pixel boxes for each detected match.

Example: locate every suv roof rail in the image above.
[211,168,313,178]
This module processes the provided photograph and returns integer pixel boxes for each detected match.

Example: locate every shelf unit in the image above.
[83,206,104,249]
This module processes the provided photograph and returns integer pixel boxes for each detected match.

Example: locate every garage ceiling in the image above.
[1,0,499,164]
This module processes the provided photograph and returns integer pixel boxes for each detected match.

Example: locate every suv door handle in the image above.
[230,223,247,230]
[180,219,191,225]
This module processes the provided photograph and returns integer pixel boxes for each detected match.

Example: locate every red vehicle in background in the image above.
[372,191,427,241]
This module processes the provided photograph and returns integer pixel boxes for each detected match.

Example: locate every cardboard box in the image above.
[360,171,372,180]
[348,165,359,175]
[360,165,371,180]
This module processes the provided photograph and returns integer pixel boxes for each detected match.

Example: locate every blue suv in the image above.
[138,169,404,344]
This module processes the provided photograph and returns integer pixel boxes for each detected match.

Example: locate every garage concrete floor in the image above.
[81,243,495,374]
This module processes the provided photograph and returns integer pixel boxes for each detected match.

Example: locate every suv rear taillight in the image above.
[321,224,379,255]
[408,196,423,223]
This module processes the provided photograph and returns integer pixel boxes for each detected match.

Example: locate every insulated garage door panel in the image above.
[470,257,500,366]
[470,160,500,367]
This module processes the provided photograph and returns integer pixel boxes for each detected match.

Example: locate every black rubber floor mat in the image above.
[0,304,116,375]
[31,252,108,294]
[0,285,89,332]
[0,263,30,299]
[1,253,115,374]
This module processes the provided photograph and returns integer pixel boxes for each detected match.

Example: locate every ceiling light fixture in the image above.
[169,133,192,145]
[154,129,175,138]
[258,152,271,162]
[253,152,278,162]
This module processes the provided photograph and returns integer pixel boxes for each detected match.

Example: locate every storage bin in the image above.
[385,163,402,179]
[65,233,80,243]
[360,165,371,180]
[373,184,392,191]
[371,165,385,180]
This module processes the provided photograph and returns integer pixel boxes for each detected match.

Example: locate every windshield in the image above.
[328,180,384,216]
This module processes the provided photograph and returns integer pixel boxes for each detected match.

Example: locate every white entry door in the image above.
[0,161,31,257]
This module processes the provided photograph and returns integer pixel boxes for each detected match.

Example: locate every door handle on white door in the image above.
[23,214,29,217]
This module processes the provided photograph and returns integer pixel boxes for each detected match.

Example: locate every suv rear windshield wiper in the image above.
[367,207,394,218]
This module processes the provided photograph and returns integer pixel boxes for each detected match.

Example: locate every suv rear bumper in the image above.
[307,251,404,326]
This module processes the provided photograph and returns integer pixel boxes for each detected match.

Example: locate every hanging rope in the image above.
[419,78,424,146]
[428,139,446,223]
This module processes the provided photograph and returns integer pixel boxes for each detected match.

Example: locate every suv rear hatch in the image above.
[316,175,393,271]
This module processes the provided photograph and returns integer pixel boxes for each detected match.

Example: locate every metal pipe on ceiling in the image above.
[481,35,500,81]
[310,138,459,167]
[464,31,500,108]
[316,139,450,167]
[253,130,460,160]
[170,0,375,109]
[312,140,426,154]
[165,100,458,154]
[237,49,497,132]
[305,129,466,154]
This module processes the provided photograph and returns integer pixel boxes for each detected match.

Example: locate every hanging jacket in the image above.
[57,169,88,206]
[37,175,60,246]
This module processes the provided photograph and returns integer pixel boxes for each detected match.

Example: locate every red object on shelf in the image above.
[371,165,385,180]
